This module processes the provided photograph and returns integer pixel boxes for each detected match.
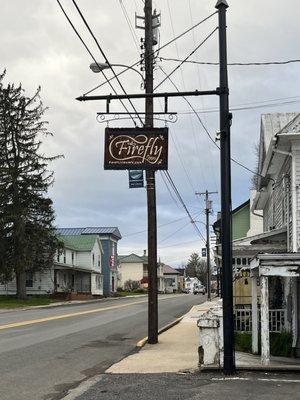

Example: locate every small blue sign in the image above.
[129,170,144,188]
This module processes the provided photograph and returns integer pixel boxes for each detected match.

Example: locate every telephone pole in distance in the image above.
[195,190,218,301]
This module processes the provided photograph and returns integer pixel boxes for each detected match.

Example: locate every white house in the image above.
[185,276,202,293]
[249,113,300,364]
[163,265,180,293]
[0,234,104,297]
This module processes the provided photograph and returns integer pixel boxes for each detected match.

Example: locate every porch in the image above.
[54,265,92,294]
[250,253,300,365]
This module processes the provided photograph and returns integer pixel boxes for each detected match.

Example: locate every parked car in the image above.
[193,285,205,295]
[181,287,190,294]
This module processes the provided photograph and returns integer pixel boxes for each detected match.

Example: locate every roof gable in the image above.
[118,253,148,263]
[258,113,298,177]
[59,235,99,252]
[163,264,180,274]
[279,113,300,134]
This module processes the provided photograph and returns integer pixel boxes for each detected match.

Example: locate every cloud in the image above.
[1,0,300,266]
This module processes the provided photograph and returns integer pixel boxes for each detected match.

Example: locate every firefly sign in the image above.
[104,127,168,170]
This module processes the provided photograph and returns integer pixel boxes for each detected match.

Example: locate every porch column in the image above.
[251,275,258,354]
[261,275,270,365]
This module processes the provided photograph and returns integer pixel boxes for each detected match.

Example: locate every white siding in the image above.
[0,269,54,295]
[91,273,103,295]
[76,252,92,270]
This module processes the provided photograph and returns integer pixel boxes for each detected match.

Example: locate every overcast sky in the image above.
[2,0,300,266]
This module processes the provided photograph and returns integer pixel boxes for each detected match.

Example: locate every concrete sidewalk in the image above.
[106,300,217,374]
[106,298,300,374]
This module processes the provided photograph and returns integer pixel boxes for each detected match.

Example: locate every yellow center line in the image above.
[0,299,147,331]
[0,295,184,331]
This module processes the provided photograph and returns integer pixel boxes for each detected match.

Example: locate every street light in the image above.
[89,62,145,88]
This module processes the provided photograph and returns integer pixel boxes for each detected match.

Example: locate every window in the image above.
[242,258,247,266]
[92,253,95,266]
[98,254,101,268]
[63,250,66,264]
[237,258,241,266]
[71,252,74,265]
[26,272,34,288]
[57,252,60,263]
[232,258,235,265]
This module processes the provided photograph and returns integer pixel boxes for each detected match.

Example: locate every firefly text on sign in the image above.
[104,127,168,170]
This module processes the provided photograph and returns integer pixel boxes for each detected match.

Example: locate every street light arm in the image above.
[89,62,145,94]
[110,64,145,85]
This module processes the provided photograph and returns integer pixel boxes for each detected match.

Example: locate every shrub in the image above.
[124,280,140,292]
[235,332,252,353]
[270,331,293,357]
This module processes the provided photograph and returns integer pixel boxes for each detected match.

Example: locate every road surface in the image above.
[0,294,204,400]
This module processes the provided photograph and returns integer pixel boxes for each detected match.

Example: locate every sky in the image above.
[2,0,300,266]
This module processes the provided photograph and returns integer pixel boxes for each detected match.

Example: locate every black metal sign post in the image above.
[217,0,235,375]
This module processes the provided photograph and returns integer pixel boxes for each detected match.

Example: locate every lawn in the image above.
[115,291,147,297]
[0,295,55,309]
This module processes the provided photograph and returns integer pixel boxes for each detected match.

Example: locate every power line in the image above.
[154,27,218,91]
[175,97,300,114]
[56,0,138,126]
[159,221,192,244]
[162,171,206,243]
[159,56,300,66]
[122,215,193,238]
[71,0,143,125]
[82,10,217,96]
[158,66,274,181]
[119,0,140,52]
[158,238,200,249]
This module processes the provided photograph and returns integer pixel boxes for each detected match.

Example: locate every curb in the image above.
[137,316,184,348]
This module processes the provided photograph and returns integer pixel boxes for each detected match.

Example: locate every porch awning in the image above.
[250,252,300,277]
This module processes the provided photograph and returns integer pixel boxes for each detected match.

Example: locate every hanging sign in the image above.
[129,170,144,188]
[104,127,168,170]
[201,248,207,257]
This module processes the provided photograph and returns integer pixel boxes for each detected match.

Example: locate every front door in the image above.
[112,276,115,292]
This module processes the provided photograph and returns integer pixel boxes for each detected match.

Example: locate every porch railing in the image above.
[234,308,286,333]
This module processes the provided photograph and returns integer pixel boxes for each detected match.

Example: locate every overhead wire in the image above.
[187,0,218,191]
[82,10,218,96]
[162,170,206,243]
[71,0,143,125]
[154,27,219,91]
[158,65,272,181]
[159,56,300,66]
[56,0,138,126]
[119,0,140,52]
[165,0,200,193]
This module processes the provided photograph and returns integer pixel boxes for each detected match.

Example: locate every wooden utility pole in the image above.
[144,0,158,344]
[195,190,217,301]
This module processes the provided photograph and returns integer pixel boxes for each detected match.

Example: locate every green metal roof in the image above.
[118,253,148,263]
[59,235,99,251]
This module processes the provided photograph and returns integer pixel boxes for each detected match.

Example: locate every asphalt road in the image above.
[74,372,300,400]
[0,293,204,400]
